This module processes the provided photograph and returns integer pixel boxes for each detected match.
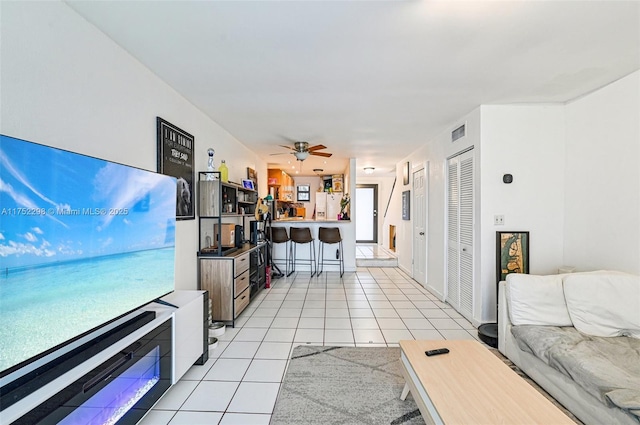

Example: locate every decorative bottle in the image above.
[206,148,217,181]
[219,159,229,183]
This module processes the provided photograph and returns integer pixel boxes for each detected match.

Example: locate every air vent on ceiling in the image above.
[452,124,466,142]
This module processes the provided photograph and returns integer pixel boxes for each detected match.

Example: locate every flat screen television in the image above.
[0,134,176,376]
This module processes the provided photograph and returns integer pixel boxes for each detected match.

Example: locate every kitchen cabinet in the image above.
[268,168,294,201]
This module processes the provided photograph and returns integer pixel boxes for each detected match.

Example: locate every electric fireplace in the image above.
[10,315,172,425]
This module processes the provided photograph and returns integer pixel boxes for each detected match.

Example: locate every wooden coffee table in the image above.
[399,340,575,424]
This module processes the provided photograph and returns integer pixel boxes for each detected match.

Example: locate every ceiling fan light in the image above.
[294,151,309,161]
[364,167,375,174]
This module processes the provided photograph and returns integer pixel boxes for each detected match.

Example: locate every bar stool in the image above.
[289,227,316,277]
[317,227,344,277]
[267,227,292,277]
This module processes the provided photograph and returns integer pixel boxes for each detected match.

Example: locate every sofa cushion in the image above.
[506,274,572,326]
[512,325,640,418]
[511,325,585,364]
[563,272,640,338]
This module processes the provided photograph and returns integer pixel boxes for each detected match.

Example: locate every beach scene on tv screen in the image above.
[0,135,176,373]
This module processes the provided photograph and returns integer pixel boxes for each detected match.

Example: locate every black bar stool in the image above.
[317,227,344,277]
[289,227,316,277]
[267,227,292,277]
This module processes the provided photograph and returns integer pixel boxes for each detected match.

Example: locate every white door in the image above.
[412,166,427,286]
[356,185,378,243]
[446,149,474,319]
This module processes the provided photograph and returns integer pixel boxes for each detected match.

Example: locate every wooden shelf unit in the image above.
[198,172,259,255]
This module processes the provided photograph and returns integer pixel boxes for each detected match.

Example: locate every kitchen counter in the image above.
[198,242,266,257]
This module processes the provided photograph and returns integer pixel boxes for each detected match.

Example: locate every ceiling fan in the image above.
[271,141,333,161]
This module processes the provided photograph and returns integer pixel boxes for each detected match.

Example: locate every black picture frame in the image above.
[403,162,410,185]
[297,185,310,202]
[402,190,410,220]
[496,231,530,283]
[157,117,195,220]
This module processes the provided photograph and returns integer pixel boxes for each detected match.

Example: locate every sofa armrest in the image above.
[498,280,511,355]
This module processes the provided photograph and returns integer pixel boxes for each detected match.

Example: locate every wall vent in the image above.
[452,124,466,142]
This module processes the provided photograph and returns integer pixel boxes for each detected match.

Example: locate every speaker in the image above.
[249,221,259,245]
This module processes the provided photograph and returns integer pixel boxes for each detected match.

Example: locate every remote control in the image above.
[425,348,450,356]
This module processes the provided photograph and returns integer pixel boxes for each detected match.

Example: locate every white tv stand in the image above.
[156,290,208,383]
[0,290,206,424]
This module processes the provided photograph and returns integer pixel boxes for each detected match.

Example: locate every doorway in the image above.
[412,165,427,286]
[355,184,378,243]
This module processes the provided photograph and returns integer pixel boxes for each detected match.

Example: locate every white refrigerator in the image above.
[315,192,341,221]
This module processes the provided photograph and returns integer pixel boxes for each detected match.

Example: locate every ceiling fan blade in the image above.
[269,152,290,156]
[279,145,296,150]
[310,151,332,157]
[307,144,327,152]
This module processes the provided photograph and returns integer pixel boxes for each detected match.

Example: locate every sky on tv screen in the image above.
[0,135,176,269]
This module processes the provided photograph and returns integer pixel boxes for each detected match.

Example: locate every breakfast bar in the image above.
[270,219,355,275]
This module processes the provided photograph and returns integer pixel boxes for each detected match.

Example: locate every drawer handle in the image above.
[241,295,247,300]
[240,257,247,262]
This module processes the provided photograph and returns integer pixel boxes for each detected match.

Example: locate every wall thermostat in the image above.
[503,174,513,184]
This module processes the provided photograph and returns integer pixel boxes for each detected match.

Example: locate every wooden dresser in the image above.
[198,243,266,326]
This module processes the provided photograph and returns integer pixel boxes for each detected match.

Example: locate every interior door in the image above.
[412,166,427,286]
[356,185,378,243]
[446,149,474,319]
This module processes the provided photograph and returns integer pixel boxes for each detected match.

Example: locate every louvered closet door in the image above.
[446,149,474,319]
[447,160,460,309]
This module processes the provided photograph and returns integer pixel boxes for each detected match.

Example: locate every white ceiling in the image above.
[66,0,639,176]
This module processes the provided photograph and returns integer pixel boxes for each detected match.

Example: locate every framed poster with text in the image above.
[157,117,195,220]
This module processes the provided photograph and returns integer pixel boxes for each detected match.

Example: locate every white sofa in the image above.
[498,271,640,425]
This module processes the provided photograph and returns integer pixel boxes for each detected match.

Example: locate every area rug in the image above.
[270,346,424,425]
[271,345,583,425]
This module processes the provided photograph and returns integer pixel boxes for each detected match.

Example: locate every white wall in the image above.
[391,109,480,299]
[395,105,565,325]
[290,175,323,219]
[0,1,267,290]
[479,105,566,322]
[563,71,640,274]
[394,77,637,326]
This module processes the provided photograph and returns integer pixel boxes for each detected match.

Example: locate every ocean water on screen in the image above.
[0,247,174,372]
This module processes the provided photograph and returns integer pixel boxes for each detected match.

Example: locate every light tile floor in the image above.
[355,243,396,259]
[141,267,479,425]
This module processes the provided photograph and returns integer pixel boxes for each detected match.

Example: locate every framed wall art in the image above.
[242,179,255,190]
[247,167,257,187]
[496,231,530,283]
[157,117,195,220]
[402,190,410,220]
